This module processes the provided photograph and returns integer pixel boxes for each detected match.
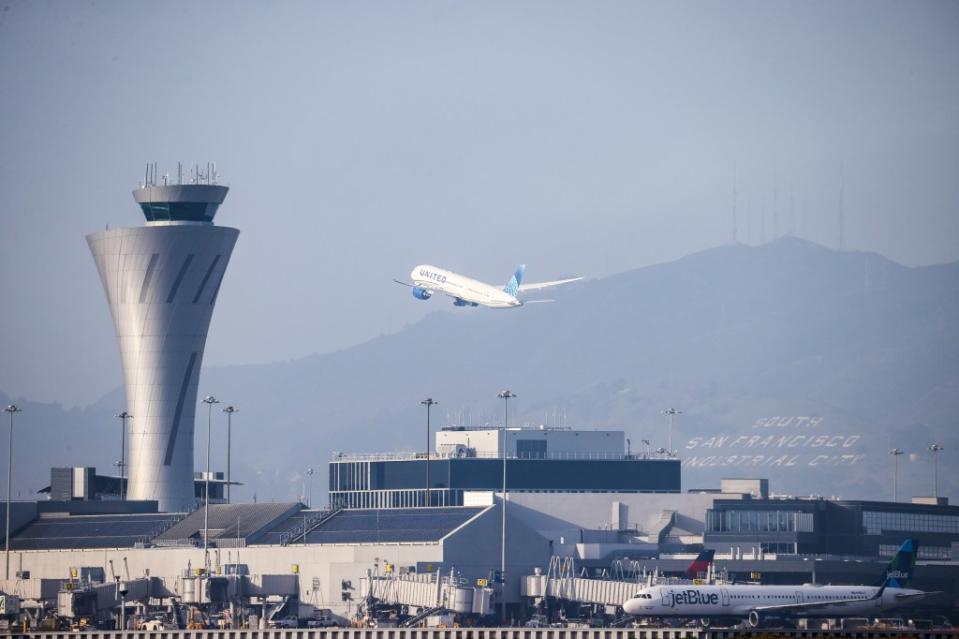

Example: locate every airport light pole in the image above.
[497,389,516,623]
[222,406,237,504]
[306,467,314,508]
[929,444,944,499]
[4,405,22,580]
[889,448,904,502]
[421,398,437,507]
[662,408,682,456]
[115,411,132,500]
[202,396,219,552]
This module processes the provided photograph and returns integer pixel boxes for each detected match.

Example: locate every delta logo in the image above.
[670,590,719,608]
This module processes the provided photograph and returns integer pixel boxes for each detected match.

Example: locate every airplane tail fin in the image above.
[877,538,919,588]
[504,264,526,297]
[685,549,715,579]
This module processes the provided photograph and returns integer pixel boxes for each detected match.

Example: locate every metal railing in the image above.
[331,451,675,462]
[280,508,341,546]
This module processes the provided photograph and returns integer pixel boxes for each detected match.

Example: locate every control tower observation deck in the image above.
[86,166,239,512]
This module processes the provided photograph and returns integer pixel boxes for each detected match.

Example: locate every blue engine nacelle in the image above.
[411,287,432,300]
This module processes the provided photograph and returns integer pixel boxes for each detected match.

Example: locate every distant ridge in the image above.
[5,239,957,503]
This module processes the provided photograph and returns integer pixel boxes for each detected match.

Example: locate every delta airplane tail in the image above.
[685,549,716,579]
[878,538,919,588]
[504,264,526,297]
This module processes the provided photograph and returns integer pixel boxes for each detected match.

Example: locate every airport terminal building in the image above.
[1,424,958,623]
[329,427,680,509]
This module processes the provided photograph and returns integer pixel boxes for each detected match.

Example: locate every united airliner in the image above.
[623,539,937,627]
[394,264,582,309]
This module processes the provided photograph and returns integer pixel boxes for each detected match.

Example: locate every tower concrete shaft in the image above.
[87,179,238,511]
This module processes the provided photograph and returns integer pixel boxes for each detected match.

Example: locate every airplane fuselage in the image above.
[410,264,521,309]
[623,583,923,622]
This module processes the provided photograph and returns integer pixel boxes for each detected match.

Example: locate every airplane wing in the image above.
[894,591,942,601]
[752,584,940,614]
[517,276,583,293]
[393,279,413,287]
[753,598,876,614]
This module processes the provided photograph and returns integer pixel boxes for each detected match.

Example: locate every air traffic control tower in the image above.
[87,165,239,512]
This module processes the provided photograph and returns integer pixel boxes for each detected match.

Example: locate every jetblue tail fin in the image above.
[878,538,919,588]
[504,264,526,297]
[685,549,715,579]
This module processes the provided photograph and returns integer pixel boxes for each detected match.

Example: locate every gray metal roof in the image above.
[302,507,486,544]
[10,513,181,550]
[155,502,302,544]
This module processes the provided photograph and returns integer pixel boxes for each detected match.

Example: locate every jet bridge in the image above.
[361,571,493,615]
[523,556,646,610]
[56,577,174,619]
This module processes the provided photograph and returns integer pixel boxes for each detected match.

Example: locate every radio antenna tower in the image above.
[838,164,846,250]
[730,167,738,244]
[788,189,796,237]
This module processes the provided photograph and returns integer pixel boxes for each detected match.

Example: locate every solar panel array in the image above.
[256,509,330,545]
[10,513,181,550]
[156,502,302,543]
[303,507,486,544]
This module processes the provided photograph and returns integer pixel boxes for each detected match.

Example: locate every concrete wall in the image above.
[0,508,549,614]
[0,541,443,617]
[442,502,551,603]
[436,429,625,458]
[502,492,744,556]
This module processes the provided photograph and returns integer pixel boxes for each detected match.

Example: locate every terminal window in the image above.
[759,542,798,555]
[863,510,959,535]
[516,440,547,459]
[706,509,814,533]
[879,543,952,560]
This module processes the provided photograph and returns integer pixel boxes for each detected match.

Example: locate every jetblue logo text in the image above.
[670,590,719,608]
[419,270,447,284]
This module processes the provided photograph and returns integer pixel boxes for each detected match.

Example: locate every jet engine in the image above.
[411,287,432,300]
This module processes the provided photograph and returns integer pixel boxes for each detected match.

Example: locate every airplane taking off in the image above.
[623,539,939,628]
[394,264,582,309]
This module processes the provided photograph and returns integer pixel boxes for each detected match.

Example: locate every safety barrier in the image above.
[6,627,959,639]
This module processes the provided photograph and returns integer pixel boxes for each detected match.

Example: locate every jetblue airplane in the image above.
[394,264,582,309]
[623,540,937,627]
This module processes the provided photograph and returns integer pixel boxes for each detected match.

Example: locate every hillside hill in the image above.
[5,238,957,504]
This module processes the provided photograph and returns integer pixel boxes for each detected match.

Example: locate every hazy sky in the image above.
[1,1,957,405]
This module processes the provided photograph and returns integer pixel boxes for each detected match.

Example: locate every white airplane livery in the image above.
[394,264,582,309]
[623,540,937,627]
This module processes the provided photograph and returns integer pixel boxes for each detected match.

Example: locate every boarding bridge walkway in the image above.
[362,574,494,616]
[523,556,648,609]
[523,574,638,608]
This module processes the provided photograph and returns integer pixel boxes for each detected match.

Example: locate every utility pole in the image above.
[4,405,22,580]
[662,408,682,456]
[929,444,944,499]
[222,406,237,503]
[421,398,437,507]
[306,467,314,508]
[497,390,516,624]
[889,448,904,502]
[115,412,132,499]
[201,396,219,554]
